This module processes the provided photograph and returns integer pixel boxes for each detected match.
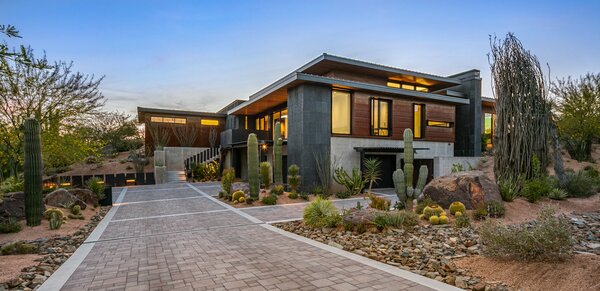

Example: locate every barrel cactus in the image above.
[393,128,428,211]
[273,121,283,185]
[449,201,466,215]
[23,118,44,226]
[429,215,440,225]
[422,205,444,219]
[247,134,260,199]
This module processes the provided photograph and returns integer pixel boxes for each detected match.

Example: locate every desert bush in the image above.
[1,242,37,255]
[334,191,352,199]
[521,177,553,202]
[0,218,22,233]
[373,211,419,230]
[287,164,300,193]
[333,167,365,196]
[485,201,505,218]
[221,168,235,194]
[455,216,471,228]
[548,188,568,200]
[0,176,24,193]
[562,170,599,197]
[498,176,523,202]
[288,192,298,199]
[472,206,488,221]
[367,194,390,211]
[299,192,310,200]
[303,197,341,228]
[85,177,105,201]
[271,184,285,195]
[260,162,271,188]
[479,207,573,262]
[261,194,277,205]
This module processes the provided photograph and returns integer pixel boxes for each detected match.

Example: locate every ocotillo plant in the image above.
[393,128,428,211]
[23,118,44,226]
[247,133,259,199]
[273,121,283,185]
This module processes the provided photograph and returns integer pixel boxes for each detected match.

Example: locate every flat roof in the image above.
[137,107,226,123]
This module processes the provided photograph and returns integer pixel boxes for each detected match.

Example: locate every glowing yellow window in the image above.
[244,116,248,130]
[413,104,423,138]
[415,86,429,92]
[427,120,453,128]
[201,119,219,126]
[331,90,351,134]
[162,117,175,123]
[401,84,415,90]
[387,81,400,88]
[174,118,186,124]
[150,116,163,123]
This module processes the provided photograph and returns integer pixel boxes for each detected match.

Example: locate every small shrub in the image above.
[218,190,227,199]
[85,177,106,201]
[221,168,235,194]
[521,177,553,202]
[450,163,464,173]
[415,198,434,215]
[245,196,254,204]
[485,201,505,218]
[479,207,573,262]
[261,195,277,205]
[62,199,75,211]
[288,192,298,199]
[0,218,22,233]
[498,176,523,202]
[367,194,390,211]
[311,185,324,195]
[473,206,488,221]
[71,205,81,215]
[548,188,568,200]
[0,176,24,193]
[373,211,419,230]
[271,184,285,195]
[287,164,301,193]
[1,242,37,255]
[449,201,466,215]
[422,205,444,219]
[260,162,271,188]
[299,192,310,200]
[335,191,352,199]
[429,215,440,225]
[583,165,599,178]
[333,167,365,196]
[231,190,245,202]
[455,216,471,228]
[303,197,341,228]
[562,170,598,198]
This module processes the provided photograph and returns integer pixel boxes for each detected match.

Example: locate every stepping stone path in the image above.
[38,184,457,291]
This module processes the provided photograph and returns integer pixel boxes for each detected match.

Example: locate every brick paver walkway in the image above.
[42,183,453,291]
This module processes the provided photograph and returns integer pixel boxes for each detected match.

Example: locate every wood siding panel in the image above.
[337,91,456,142]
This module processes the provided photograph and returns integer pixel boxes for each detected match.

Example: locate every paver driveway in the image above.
[40,184,457,291]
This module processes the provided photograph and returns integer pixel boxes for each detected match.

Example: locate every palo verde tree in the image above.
[551,73,600,162]
[489,33,551,184]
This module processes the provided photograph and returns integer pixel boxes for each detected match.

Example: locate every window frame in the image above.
[370,97,392,137]
[331,89,353,135]
[412,103,425,139]
[427,120,453,128]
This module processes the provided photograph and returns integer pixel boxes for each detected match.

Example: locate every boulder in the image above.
[422,171,501,209]
[68,188,98,206]
[1,192,27,218]
[44,188,86,210]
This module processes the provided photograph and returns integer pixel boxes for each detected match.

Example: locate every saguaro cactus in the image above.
[393,128,428,211]
[273,121,283,185]
[23,118,44,226]
[247,133,259,199]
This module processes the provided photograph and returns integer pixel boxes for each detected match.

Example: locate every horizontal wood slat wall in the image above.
[343,91,455,142]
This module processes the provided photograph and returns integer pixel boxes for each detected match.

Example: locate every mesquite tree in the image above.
[489,33,551,184]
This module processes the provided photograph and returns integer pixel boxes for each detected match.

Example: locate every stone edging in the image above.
[37,188,128,291]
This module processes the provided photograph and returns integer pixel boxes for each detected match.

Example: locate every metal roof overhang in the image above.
[228,73,470,115]
[354,147,430,153]
[137,107,226,123]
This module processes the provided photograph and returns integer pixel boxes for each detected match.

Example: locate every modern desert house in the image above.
[139,54,495,189]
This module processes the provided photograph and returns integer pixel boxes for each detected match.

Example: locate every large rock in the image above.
[44,188,86,210]
[68,188,98,206]
[422,171,501,209]
[1,192,25,218]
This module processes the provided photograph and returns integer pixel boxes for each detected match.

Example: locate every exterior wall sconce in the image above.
[261,144,268,151]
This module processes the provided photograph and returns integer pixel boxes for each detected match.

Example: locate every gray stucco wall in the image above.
[452,70,482,157]
[287,83,332,191]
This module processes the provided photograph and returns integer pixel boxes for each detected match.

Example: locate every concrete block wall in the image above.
[164,146,210,171]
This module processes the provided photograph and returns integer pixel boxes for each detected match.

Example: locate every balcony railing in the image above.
[221,129,271,147]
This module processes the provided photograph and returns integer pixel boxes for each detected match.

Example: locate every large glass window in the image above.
[272,108,288,139]
[371,98,391,136]
[413,104,424,139]
[331,90,351,134]
[150,116,186,124]
[255,114,269,131]
[200,119,219,126]
[484,113,496,149]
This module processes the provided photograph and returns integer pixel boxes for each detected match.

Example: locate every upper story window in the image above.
[256,114,270,131]
[484,113,496,149]
[371,98,391,137]
[413,104,424,139]
[150,116,186,124]
[386,81,429,92]
[331,90,351,134]
[427,120,453,128]
[200,119,219,126]
[272,108,288,139]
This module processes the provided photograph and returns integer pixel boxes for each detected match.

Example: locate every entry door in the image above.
[365,154,396,188]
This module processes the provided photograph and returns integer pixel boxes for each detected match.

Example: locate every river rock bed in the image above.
[569,211,600,255]
[0,206,109,291]
[275,220,508,290]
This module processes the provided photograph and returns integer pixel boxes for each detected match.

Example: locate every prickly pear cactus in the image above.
[247,134,259,199]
